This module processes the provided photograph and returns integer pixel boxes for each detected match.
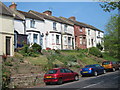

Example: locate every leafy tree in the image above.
[104,14,120,58]
[100,2,120,12]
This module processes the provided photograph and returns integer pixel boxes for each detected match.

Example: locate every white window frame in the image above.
[30,19,35,28]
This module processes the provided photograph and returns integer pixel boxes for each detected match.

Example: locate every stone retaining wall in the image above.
[9,73,45,88]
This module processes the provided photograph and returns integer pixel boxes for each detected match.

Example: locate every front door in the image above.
[6,37,11,55]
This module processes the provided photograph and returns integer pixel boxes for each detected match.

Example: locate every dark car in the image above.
[80,64,106,77]
[43,68,79,85]
[102,61,120,71]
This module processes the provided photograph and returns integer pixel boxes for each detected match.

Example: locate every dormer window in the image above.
[80,27,82,32]
[30,19,35,28]
[53,22,56,30]
[64,24,67,32]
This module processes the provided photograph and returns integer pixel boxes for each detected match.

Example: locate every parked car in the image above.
[102,61,120,71]
[80,64,106,77]
[43,68,79,85]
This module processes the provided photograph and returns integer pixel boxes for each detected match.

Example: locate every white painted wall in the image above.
[86,28,96,48]
[25,18,45,49]
[14,20,24,34]
[0,15,14,56]
[96,30,104,44]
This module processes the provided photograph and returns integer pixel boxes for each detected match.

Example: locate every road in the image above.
[37,70,120,89]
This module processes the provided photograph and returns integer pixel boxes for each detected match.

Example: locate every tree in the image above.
[104,14,120,59]
[100,2,120,12]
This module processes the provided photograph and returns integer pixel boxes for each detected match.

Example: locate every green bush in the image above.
[31,43,42,53]
[19,44,41,57]
[97,43,103,51]
[89,47,103,57]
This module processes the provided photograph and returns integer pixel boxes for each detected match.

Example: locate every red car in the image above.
[43,68,79,85]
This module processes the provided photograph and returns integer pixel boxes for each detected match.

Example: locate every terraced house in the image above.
[9,2,27,49]
[29,10,75,50]
[0,2,14,56]
[1,2,104,55]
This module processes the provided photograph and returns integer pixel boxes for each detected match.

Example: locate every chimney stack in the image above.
[9,2,17,10]
[69,16,76,21]
[43,10,52,16]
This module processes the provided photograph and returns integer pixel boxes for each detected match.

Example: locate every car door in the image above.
[64,68,74,81]
[96,64,103,74]
[60,69,67,81]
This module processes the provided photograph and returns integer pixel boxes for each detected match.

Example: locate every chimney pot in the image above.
[69,16,76,21]
[9,2,17,10]
[43,10,52,16]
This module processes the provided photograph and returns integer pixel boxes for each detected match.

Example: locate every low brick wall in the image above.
[9,73,45,88]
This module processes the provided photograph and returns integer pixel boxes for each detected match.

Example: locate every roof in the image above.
[10,9,25,20]
[17,10,44,21]
[60,16,104,32]
[29,10,74,26]
[0,2,13,17]
[60,17,86,27]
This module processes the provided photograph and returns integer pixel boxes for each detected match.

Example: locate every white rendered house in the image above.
[18,10,45,49]
[30,10,75,50]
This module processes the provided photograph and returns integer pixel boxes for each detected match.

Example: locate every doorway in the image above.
[6,37,11,55]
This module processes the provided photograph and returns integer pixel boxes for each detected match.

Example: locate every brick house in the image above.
[60,16,87,49]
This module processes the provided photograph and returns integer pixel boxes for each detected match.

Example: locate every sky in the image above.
[3,2,118,32]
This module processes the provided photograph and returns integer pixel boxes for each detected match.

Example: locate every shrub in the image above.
[31,43,42,53]
[97,43,103,51]
[89,47,103,57]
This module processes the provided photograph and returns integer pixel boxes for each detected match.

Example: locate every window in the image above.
[52,34,54,44]
[88,30,90,35]
[46,70,58,74]
[64,24,67,32]
[60,69,66,73]
[89,39,90,45]
[28,33,31,44]
[68,37,71,45]
[33,34,38,43]
[64,36,67,45]
[53,22,56,30]
[64,68,73,73]
[30,19,35,28]
[80,37,82,44]
[80,27,82,32]
[98,31,100,37]
[56,35,59,44]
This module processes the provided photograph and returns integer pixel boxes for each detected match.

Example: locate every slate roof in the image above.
[60,16,104,32]
[10,9,25,20]
[29,10,74,26]
[0,2,13,17]
[17,10,44,21]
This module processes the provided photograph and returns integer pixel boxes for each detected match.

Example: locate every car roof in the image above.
[50,67,67,70]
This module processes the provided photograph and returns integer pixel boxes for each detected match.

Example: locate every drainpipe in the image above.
[23,20,26,34]
[61,23,63,50]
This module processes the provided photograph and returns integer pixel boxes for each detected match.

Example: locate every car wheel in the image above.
[57,78,63,85]
[103,70,106,74]
[112,68,115,72]
[94,71,98,76]
[74,75,79,81]
[118,67,120,70]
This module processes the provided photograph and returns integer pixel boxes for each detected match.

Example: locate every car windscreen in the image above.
[46,70,58,74]
[85,65,95,68]
[102,61,110,65]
